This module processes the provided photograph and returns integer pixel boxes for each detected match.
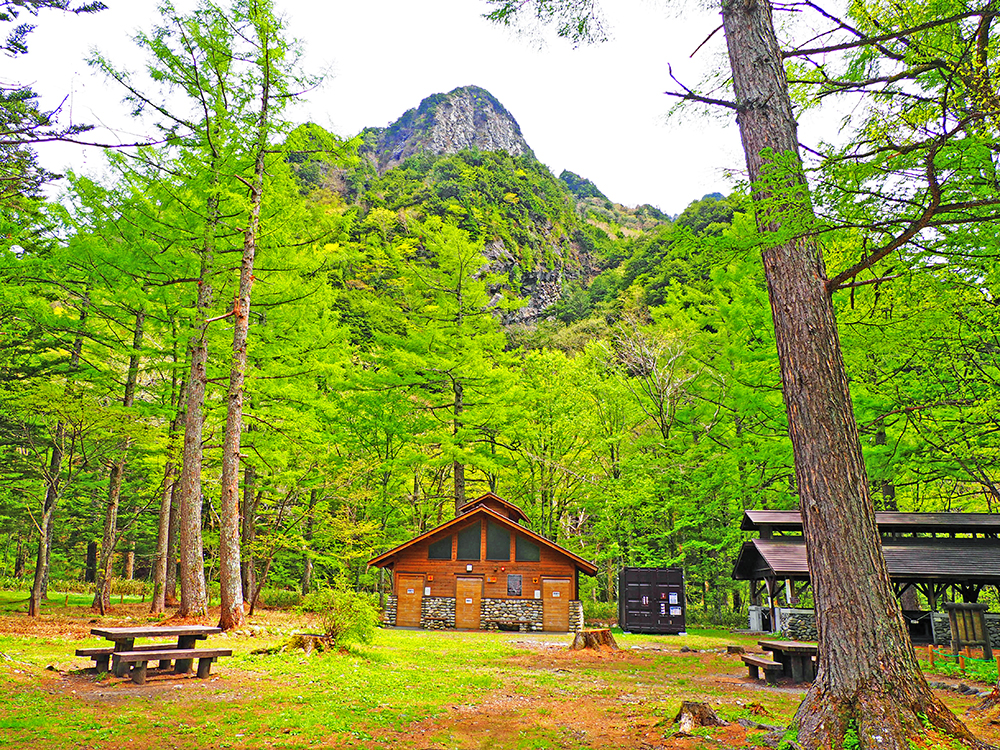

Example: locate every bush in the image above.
[685,607,748,629]
[301,587,379,647]
[583,599,618,625]
[257,588,302,609]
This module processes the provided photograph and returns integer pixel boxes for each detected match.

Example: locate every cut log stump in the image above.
[727,644,746,655]
[569,629,619,651]
[673,701,729,734]
[289,633,336,655]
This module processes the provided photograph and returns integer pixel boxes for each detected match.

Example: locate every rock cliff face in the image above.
[365,85,532,173]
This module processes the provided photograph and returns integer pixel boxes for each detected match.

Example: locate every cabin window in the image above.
[486,521,510,560]
[457,523,481,560]
[428,536,452,560]
[515,535,540,562]
[507,574,522,596]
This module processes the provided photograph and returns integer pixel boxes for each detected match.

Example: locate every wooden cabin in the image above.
[368,493,598,632]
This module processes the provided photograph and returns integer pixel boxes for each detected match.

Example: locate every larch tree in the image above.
[482,0,996,747]
[217,0,316,631]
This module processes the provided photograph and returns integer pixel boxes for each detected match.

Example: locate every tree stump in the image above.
[569,629,619,651]
[727,645,746,655]
[289,633,335,655]
[673,701,729,734]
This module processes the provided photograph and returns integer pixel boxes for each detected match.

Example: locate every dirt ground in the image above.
[4,604,1000,749]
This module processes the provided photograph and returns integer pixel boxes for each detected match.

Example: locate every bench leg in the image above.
[158,659,173,670]
[196,657,214,679]
[790,655,806,683]
[747,664,760,680]
[94,655,110,674]
[764,666,782,685]
[113,638,134,677]
[174,658,193,674]
[131,661,148,685]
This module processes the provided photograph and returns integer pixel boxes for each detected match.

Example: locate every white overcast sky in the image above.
[16,0,754,214]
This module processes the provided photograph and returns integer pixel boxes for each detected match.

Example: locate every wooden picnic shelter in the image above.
[732,510,1000,634]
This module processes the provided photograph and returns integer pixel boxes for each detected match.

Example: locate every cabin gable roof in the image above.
[367,505,598,575]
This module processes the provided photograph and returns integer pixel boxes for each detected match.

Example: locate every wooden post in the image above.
[958,655,965,673]
[928,645,934,667]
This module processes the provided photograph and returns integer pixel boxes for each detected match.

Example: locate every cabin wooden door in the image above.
[455,577,482,630]
[397,574,424,627]
[542,578,571,632]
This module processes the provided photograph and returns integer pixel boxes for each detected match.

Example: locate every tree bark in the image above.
[720,1,983,747]
[93,307,145,613]
[177,192,217,619]
[301,489,316,596]
[453,377,465,514]
[151,379,185,614]
[240,462,258,604]
[165,482,180,606]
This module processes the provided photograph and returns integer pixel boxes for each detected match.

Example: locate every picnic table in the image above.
[758,639,819,683]
[78,625,230,684]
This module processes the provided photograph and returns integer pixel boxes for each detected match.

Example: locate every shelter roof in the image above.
[741,509,1000,535]
[732,537,1000,585]
[458,492,529,524]
[367,504,598,576]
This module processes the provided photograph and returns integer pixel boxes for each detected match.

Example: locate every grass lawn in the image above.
[0,591,996,749]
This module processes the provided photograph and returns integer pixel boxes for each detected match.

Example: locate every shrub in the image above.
[301,587,379,647]
[258,588,302,609]
[583,599,618,625]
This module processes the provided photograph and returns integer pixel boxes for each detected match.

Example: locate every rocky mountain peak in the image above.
[365,85,533,173]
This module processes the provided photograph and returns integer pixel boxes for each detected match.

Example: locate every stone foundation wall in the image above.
[481,597,544,631]
[379,595,585,632]
[422,596,457,629]
[782,609,818,641]
[569,600,584,632]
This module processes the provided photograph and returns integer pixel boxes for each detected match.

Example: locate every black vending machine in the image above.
[618,567,686,634]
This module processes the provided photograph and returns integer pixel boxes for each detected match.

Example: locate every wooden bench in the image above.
[115,648,233,685]
[741,653,783,684]
[492,619,533,632]
[76,643,177,673]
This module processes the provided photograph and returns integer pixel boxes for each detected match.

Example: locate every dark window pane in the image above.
[457,523,481,560]
[507,574,522,596]
[515,535,540,562]
[428,536,451,560]
[486,521,510,560]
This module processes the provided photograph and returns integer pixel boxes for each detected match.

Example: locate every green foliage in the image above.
[303,586,379,646]
[559,169,608,201]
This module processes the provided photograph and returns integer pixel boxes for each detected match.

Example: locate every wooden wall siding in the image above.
[397,574,424,627]
[392,520,580,600]
[542,578,572,631]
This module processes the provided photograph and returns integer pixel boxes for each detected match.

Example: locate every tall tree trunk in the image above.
[151,379,185,614]
[92,455,126,614]
[453,377,465,514]
[163,483,181,605]
[92,308,144,613]
[177,192,218,619]
[720,1,980,747]
[28,430,63,617]
[301,489,316,596]
[217,69,272,632]
[240,462,258,605]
